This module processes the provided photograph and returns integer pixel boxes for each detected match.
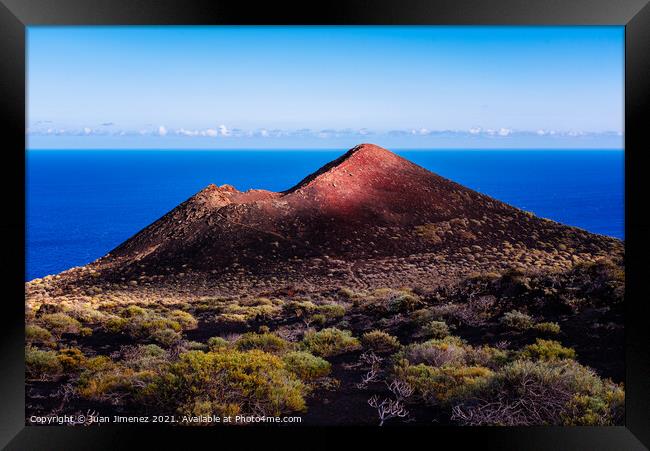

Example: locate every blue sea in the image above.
[26,149,624,281]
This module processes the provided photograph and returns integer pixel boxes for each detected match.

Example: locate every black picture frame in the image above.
[1,0,649,449]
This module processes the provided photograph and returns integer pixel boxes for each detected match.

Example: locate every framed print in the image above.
[1,0,649,449]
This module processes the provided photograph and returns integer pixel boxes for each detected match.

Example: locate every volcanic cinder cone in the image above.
[67,144,621,289]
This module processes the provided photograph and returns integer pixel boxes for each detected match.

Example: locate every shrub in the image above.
[57,347,87,372]
[520,339,576,361]
[451,359,624,426]
[168,310,198,330]
[394,362,492,404]
[421,320,450,339]
[388,291,423,313]
[282,351,331,381]
[415,224,443,245]
[235,333,292,354]
[361,330,401,354]
[396,336,469,367]
[80,327,93,336]
[121,344,169,372]
[121,305,147,318]
[468,345,510,370]
[409,309,435,326]
[501,310,534,330]
[77,357,138,401]
[283,300,317,318]
[104,308,183,346]
[40,312,82,336]
[181,341,208,351]
[302,328,361,357]
[562,388,625,426]
[26,345,62,379]
[150,328,182,347]
[534,322,561,335]
[318,304,346,320]
[147,349,306,417]
[104,316,128,334]
[25,324,53,344]
[207,336,229,351]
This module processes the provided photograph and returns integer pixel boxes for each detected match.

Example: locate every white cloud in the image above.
[469,127,482,135]
[218,124,231,136]
[83,127,92,135]
[204,128,218,137]
[497,128,512,136]
[158,126,168,136]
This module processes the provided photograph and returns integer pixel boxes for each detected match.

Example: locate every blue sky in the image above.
[27,26,624,149]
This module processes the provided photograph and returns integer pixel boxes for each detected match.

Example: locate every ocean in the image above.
[26,149,624,281]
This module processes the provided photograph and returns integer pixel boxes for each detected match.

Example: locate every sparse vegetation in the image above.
[147,349,306,417]
[24,256,624,426]
[421,320,451,339]
[283,351,331,381]
[501,310,534,331]
[451,359,623,426]
[235,332,292,354]
[520,339,576,361]
[26,345,62,380]
[303,328,361,357]
[534,322,561,335]
[361,330,401,354]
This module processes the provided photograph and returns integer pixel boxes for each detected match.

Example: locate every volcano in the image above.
[59,144,621,291]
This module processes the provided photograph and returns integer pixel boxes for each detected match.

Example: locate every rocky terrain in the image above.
[25,144,625,426]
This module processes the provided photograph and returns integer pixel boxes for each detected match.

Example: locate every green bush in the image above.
[57,347,87,372]
[235,332,292,354]
[77,356,140,400]
[168,310,198,330]
[147,349,306,417]
[282,351,331,381]
[396,336,469,367]
[104,308,183,346]
[318,304,346,320]
[121,305,147,318]
[421,320,451,339]
[501,310,534,330]
[302,328,361,357]
[409,309,436,326]
[534,322,561,335]
[283,300,317,318]
[40,312,82,336]
[104,316,128,334]
[452,359,624,426]
[25,324,53,344]
[207,336,229,351]
[394,362,492,404]
[26,345,62,379]
[468,345,510,370]
[388,291,422,313]
[520,339,576,361]
[150,328,182,347]
[121,344,169,372]
[361,330,401,354]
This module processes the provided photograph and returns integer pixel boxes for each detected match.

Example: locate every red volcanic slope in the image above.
[94,144,618,276]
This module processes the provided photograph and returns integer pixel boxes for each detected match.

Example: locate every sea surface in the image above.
[26,149,624,281]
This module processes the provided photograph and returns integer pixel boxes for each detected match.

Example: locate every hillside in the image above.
[44,143,622,294]
[24,144,625,427]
